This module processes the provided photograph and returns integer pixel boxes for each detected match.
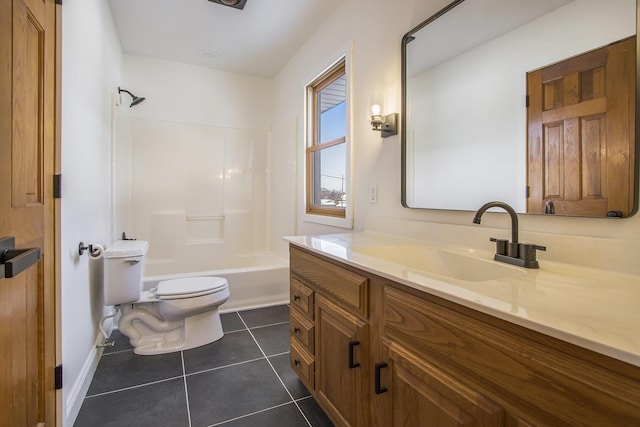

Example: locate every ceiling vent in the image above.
[208,0,247,10]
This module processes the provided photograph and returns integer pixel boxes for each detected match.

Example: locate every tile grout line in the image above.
[181,350,193,427]
[100,348,134,356]
[207,401,295,427]
[247,320,290,330]
[84,374,185,399]
[237,311,314,427]
[184,355,267,378]
[87,352,269,400]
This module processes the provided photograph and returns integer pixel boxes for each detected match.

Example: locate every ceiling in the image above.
[108,0,345,78]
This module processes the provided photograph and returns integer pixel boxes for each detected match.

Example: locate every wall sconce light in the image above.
[369,93,397,138]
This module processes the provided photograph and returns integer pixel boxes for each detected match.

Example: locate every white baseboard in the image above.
[63,319,114,427]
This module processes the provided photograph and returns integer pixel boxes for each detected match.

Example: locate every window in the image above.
[306,59,347,218]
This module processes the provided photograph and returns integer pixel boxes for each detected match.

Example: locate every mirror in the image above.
[402,0,638,217]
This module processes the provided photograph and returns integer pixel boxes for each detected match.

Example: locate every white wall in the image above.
[270,0,640,263]
[60,0,123,425]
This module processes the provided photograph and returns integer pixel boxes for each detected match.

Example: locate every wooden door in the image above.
[0,0,57,426]
[387,345,505,427]
[527,37,636,216]
[315,294,368,427]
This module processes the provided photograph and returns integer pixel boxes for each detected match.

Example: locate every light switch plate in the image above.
[369,184,378,204]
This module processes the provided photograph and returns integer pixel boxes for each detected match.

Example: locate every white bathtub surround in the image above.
[114,116,269,265]
[110,105,291,313]
[285,231,640,367]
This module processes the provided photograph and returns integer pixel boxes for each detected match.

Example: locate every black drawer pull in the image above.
[294,327,300,333]
[375,362,388,394]
[348,340,360,368]
[293,294,301,301]
[294,359,301,366]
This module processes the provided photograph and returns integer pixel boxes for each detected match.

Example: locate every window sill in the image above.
[302,211,353,230]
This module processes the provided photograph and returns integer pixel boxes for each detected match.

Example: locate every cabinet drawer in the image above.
[290,246,369,317]
[290,309,314,353]
[291,277,314,318]
[291,339,315,390]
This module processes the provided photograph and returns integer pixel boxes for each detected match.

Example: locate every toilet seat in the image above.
[157,277,228,300]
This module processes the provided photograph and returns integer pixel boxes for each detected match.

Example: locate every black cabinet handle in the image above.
[294,327,300,334]
[348,340,360,368]
[294,359,301,366]
[0,237,41,280]
[375,362,388,394]
[293,294,301,301]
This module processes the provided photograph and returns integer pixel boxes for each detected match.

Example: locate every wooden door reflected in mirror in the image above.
[527,37,636,216]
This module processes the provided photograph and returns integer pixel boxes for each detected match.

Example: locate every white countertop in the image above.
[285,232,640,367]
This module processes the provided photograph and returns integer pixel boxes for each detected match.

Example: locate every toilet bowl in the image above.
[103,240,230,355]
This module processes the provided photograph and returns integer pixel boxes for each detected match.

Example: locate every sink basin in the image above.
[352,245,525,282]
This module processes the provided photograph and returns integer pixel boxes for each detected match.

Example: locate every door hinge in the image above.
[53,174,61,199]
[525,186,530,198]
[525,95,530,108]
[55,364,63,390]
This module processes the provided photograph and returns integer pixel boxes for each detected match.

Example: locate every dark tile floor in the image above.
[74,305,333,427]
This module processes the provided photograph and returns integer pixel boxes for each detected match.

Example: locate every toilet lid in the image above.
[156,277,228,300]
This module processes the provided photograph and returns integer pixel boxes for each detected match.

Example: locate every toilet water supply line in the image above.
[98,307,119,347]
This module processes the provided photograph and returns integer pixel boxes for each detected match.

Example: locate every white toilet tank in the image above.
[103,240,149,306]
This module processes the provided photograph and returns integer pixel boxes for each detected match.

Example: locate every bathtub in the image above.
[142,252,290,312]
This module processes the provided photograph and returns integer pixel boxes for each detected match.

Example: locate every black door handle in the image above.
[375,362,388,394]
[348,340,360,368]
[0,237,41,279]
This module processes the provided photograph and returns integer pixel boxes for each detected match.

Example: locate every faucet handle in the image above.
[489,237,508,255]
[518,243,546,262]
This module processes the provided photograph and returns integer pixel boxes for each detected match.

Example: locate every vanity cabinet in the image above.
[289,245,640,427]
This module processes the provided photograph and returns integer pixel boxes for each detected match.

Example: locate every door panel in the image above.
[13,1,46,207]
[527,37,636,216]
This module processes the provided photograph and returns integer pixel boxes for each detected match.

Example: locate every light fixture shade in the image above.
[369,93,397,138]
[208,0,247,10]
[369,93,384,117]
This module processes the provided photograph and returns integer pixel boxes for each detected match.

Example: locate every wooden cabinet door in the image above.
[527,36,636,217]
[315,294,369,427]
[387,345,505,427]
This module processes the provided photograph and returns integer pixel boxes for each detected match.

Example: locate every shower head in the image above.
[118,87,146,108]
[208,0,247,10]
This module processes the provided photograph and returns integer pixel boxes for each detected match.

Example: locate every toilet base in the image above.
[121,306,224,355]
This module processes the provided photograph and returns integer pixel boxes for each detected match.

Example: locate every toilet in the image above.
[103,240,230,355]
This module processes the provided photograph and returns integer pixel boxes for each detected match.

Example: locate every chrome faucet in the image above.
[473,201,546,268]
